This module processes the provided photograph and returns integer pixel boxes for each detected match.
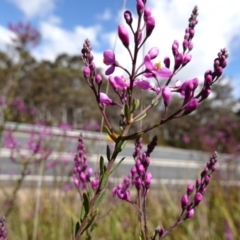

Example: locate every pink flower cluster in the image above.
[112,136,157,201]
[72,134,100,190]
[180,152,218,219]
[9,22,40,49]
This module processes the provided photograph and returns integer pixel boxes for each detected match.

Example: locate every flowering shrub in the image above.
[74,0,228,239]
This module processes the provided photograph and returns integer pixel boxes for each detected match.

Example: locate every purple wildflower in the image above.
[113,136,158,201]
[99,93,113,106]
[0,216,7,240]
[118,25,130,48]
[9,21,40,49]
[144,54,172,78]
[73,134,92,189]
[103,50,117,75]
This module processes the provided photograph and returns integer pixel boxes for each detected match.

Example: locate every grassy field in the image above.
[1,178,240,240]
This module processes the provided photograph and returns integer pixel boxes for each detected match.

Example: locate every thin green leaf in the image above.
[114,137,124,153]
[124,103,130,121]
[83,192,90,214]
[80,204,86,222]
[106,145,111,162]
[99,156,105,175]
[132,98,140,112]
[82,214,97,234]
[120,140,127,151]
[80,193,90,221]
[88,182,94,199]
[71,218,74,239]
[75,221,80,237]
[151,98,159,106]
[103,125,112,137]
[125,133,143,140]
[94,189,108,208]
[134,113,147,122]
[110,157,125,174]
[99,172,109,190]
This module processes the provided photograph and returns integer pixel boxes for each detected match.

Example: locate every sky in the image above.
[0,0,240,98]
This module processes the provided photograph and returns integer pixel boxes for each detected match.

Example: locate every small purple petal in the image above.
[134,80,153,90]
[99,93,113,106]
[156,67,172,78]
[144,54,154,70]
[162,86,172,107]
[148,47,159,60]
[105,65,115,75]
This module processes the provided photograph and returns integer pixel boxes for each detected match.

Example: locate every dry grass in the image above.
[1,178,240,240]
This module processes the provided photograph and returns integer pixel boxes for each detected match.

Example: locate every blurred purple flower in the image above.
[144,54,172,78]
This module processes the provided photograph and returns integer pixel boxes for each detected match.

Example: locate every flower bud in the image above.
[99,93,113,106]
[184,32,190,40]
[136,0,144,15]
[183,54,192,65]
[148,47,159,60]
[155,226,164,237]
[131,166,137,175]
[201,166,209,178]
[144,7,152,21]
[186,209,194,218]
[80,172,86,182]
[162,86,172,107]
[83,66,90,78]
[204,73,213,86]
[189,29,195,38]
[118,25,129,48]
[194,192,203,205]
[95,74,102,84]
[91,179,99,190]
[135,177,142,189]
[145,17,155,38]
[204,175,211,185]
[145,173,152,188]
[215,66,223,76]
[200,187,207,194]
[137,164,145,175]
[183,39,188,51]
[188,41,193,50]
[124,10,132,25]
[172,40,179,56]
[87,168,93,177]
[200,88,211,100]
[181,194,189,208]
[174,53,183,70]
[196,178,201,189]
[184,98,198,115]
[163,57,170,68]
[222,60,227,68]
[187,184,194,195]
[211,164,216,172]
